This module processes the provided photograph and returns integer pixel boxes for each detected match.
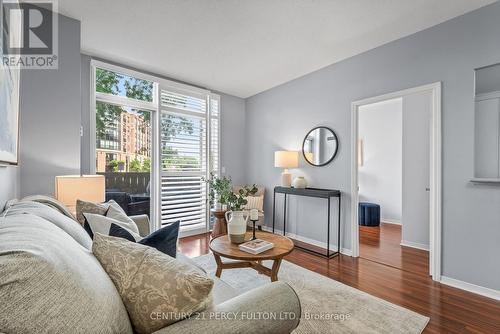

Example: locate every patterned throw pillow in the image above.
[92,233,213,334]
[244,195,264,211]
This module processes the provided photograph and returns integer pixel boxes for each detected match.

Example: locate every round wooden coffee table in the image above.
[209,231,294,282]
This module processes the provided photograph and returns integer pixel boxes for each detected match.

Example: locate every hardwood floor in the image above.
[179,231,500,333]
[359,223,429,275]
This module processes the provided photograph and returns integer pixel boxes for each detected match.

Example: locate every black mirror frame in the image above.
[302,126,339,167]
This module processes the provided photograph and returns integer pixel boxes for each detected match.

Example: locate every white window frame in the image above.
[90,60,220,236]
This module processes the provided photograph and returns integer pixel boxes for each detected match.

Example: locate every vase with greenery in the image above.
[225,184,258,243]
[202,172,232,210]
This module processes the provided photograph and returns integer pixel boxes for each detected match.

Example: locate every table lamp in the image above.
[55,175,105,212]
[274,151,298,187]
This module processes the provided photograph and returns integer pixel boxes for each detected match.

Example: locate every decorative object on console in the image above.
[292,176,308,188]
[302,126,339,166]
[249,208,259,240]
[55,175,105,214]
[274,151,299,187]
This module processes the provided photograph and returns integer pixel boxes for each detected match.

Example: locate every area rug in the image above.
[192,254,429,334]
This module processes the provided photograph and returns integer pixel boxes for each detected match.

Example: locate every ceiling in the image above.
[58,0,496,98]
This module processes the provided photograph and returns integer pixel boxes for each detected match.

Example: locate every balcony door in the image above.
[91,61,220,237]
[159,83,220,236]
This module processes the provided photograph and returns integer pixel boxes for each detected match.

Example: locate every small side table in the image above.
[211,209,227,238]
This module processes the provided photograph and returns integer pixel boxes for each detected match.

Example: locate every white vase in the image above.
[292,176,308,188]
[225,210,249,244]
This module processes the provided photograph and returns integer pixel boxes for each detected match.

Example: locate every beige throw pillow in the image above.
[244,195,264,211]
[76,199,107,225]
[92,233,214,334]
[75,199,124,226]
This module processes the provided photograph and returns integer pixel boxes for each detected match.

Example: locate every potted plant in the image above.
[202,172,232,210]
[225,185,258,243]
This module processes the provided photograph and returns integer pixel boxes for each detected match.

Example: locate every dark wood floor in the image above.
[359,223,429,275]
[179,231,500,333]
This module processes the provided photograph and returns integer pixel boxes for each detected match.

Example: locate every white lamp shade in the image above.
[274,151,299,168]
[55,175,105,209]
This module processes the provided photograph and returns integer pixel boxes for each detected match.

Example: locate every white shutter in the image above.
[209,94,220,175]
[159,85,219,231]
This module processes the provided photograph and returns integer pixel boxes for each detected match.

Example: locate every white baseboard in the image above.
[380,219,401,225]
[441,276,500,301]
[262,226,352,256]
[400,240,429,251]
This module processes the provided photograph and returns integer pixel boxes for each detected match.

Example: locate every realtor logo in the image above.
[1,0,58,69]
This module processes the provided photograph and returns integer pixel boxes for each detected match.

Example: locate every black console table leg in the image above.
[283,194,287,236]
[272,189,276,234]
[338,195,341,254]
[327,197,331,257]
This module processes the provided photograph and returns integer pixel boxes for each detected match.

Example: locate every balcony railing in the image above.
[98,172,150,194]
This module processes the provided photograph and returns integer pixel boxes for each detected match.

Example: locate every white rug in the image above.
[193,254,429,334]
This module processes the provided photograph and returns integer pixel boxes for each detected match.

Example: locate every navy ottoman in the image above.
[358,202,380,227]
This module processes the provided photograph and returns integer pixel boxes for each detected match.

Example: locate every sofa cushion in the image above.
[106,204,140,234]
[76,199,124,226]
[92,233,214,334]
[85,213,180,257]
[2,200,92,249]
[84,212,142,240]
[0,214,132,334]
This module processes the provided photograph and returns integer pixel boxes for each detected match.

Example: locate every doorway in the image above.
[351,83,442,281]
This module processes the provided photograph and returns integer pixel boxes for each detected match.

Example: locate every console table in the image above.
[272,187,341,258]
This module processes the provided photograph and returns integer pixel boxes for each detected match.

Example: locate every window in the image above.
[93,64,155,217]
[91,61,220,235]
[159,85,220,232]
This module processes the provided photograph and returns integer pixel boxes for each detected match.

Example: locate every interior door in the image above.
[402,90,432,252]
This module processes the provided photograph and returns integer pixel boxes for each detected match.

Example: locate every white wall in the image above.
[358,98,402,223]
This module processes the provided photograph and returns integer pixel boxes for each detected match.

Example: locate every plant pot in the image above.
[225,210,249,244]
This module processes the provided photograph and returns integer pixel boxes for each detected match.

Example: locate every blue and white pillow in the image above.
[83,212,179,258]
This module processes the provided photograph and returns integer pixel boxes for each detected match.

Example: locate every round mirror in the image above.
[302,127,339,166]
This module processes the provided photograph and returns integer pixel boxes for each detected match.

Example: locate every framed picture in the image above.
[0,0,21,165]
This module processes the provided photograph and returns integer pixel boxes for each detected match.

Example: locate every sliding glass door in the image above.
[91,61,220,236]
[159,84,219,236]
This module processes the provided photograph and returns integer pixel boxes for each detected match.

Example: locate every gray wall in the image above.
[219,93,247,185]
[19,14,81,197]
[245,2,500,291]
[0,166,19,212]
[476,63,500,94]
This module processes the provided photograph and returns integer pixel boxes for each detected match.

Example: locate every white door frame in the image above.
[350,82,442,281]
